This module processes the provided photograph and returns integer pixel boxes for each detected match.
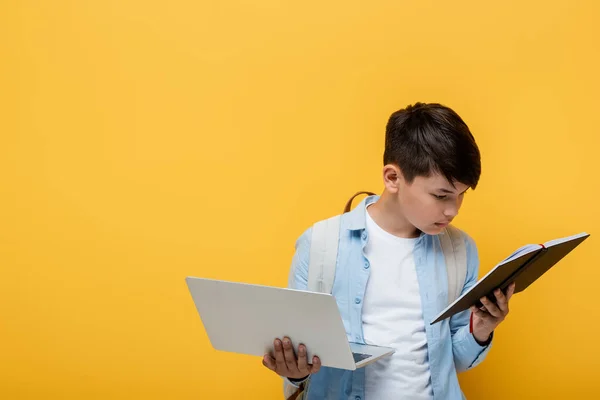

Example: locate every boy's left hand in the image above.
[470,282,516,343]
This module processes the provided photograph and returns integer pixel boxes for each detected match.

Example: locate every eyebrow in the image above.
[437,187,470,195]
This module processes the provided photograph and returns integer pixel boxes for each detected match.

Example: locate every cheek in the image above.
[404,192,436,221]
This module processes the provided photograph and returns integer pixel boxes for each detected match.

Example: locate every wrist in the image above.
[473,330,493,346]
[288,374,310,383]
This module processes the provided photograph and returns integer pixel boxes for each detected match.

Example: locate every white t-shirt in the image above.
[362,207,433,399]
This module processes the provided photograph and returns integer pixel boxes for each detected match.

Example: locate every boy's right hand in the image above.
[262,337,321,379]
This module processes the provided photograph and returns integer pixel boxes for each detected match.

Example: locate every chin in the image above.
[420,225,445,236]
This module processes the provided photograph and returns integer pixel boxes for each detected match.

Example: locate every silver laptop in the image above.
[185,277,395,370]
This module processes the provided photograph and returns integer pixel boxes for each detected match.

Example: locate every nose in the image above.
[443,199,461,219]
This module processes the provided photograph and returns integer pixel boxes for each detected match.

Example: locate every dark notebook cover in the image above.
[430,232,590,325]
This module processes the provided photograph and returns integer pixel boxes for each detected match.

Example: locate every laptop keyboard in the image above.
[352,352,371,363]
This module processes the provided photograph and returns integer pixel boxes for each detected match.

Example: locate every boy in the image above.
[263,103,515,399]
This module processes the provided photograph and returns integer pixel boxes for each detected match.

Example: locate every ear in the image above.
[383,164,403,194]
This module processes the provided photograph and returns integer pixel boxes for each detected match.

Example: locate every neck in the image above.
[367,190,421,239]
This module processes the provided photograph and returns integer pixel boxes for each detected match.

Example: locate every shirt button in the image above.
[355,297,361,304]
[361,232,367,240]
[364,261,370,269]
[355,335,361,341]
[355,396,362,400]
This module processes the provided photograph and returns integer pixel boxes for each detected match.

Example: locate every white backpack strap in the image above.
[307,215,341,294]
[440,225,468,305]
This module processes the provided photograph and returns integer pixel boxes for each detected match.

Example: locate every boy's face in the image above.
[391,168,470,235]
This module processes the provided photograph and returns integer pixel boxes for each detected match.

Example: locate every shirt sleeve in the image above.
[287,227,312,291]
[282,228,313,395]
[450,233,493,372]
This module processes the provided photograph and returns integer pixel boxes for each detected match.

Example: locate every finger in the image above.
[273,339,289,375]
[470,305,485,315]
[309,355,321,374]
[296,344,309,373]
[262,354,276,371]
[506,282,516,301]
[472,307,488,319]
[480,296,502,318]
[282,337,299,373]
[493,288,509,314]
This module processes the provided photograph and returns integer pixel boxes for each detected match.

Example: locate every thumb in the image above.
[262,355,276,371]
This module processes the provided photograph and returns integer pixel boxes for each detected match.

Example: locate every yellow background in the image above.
[1,1,598,398]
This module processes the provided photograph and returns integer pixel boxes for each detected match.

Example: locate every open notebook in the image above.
[431,232,590,325]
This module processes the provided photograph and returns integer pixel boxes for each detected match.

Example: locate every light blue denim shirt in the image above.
[286,195,492,400]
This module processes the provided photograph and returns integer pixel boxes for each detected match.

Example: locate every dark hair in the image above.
[383,102,481,189]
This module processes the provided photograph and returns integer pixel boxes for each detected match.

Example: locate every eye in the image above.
[432,194,447,200]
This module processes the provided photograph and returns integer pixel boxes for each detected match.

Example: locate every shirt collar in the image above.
[345,195,380,231]
[344,194,428,240]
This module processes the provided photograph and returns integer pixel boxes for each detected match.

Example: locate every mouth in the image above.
[435,221,451,227]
